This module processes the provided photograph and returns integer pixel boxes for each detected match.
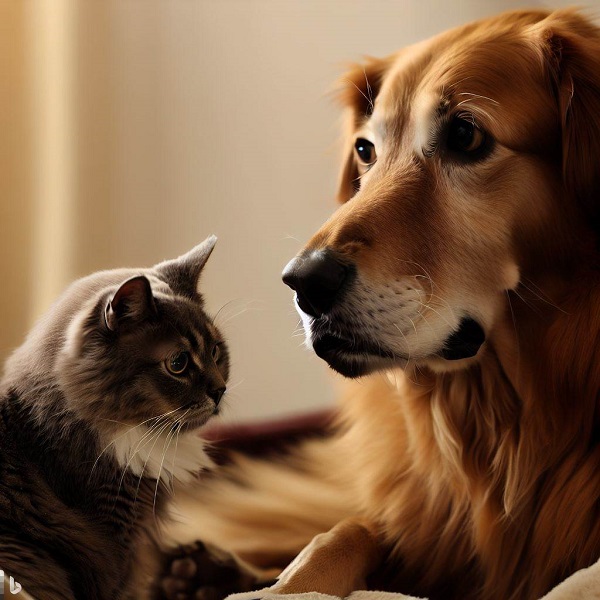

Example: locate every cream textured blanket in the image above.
[227,556,600,600]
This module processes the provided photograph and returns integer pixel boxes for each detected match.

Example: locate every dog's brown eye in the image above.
[166,351,189,375]
[447,117,485,153]
[354,138,377,166]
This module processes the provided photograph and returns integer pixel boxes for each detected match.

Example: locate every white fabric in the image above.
[226,557,600,600]
[539,557,600,600]
[227,591,422,600]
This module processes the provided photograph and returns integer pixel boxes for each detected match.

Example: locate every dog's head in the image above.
[283,9,600,378]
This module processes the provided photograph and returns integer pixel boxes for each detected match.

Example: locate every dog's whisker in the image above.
[505,289,521,387]
[344,78,374,117]
[281,233,302,243]
[519,279,569,314]
[457,92,500,105]
[511,287,542,315]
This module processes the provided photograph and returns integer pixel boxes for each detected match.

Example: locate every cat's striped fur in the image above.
[0,237,228,600]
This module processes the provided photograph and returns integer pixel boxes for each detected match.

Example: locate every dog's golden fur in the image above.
[170,9,600,599]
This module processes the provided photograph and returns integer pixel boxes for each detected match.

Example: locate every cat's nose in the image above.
[208,386,226,406]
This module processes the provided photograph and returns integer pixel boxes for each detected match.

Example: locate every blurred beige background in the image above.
[0,0,594,422]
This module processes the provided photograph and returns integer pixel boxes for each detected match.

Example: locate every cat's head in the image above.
[55,236,229,436]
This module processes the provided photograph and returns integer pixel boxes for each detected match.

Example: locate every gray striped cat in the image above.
[0,236,229,600]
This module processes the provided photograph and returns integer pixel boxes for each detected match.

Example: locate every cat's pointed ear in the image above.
[156,235,217,297]
[105,276,156,331]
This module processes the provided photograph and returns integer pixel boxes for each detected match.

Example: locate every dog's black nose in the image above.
[208,387,226,405]
[282,250,349,317]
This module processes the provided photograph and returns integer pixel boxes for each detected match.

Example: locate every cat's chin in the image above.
[179,412,218,432]
[110,424,214,485]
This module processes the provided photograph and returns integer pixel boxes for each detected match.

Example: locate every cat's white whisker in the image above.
[153,428,176,516]
[225,379,245,394]
[93,418,158,486]
[170,411,189,478]
[218,306,262,327]
[130,419,174,508]
[213,298,263,327]
[91,405,187,481]
[116,417,171,503]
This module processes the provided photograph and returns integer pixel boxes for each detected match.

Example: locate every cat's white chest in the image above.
[110,425,213,484]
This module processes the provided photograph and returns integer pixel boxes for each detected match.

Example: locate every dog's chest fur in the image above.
[340,363,600,600]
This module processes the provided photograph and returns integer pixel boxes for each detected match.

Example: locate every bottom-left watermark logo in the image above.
[0,570,22,596]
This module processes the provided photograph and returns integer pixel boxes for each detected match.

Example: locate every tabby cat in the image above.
[0,236,229,600]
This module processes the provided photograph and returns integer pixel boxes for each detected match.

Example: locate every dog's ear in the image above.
[537,12,600,231]
[335,57,392,203]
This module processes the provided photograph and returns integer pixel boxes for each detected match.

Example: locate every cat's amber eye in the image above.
[166,351,189,375]
[211,343,222,362]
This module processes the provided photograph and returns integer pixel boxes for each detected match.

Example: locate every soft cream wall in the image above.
[0,2,33,363]
[3,0,594,421]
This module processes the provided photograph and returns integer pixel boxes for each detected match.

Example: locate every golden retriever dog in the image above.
[165,8,600,600]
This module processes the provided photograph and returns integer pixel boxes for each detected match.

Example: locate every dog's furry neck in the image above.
[394,266,600,598]
[415,265,599,455]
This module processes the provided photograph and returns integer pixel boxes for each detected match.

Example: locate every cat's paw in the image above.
[157,542,260,600]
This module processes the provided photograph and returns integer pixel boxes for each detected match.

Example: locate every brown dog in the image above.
[167,9,600,600]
